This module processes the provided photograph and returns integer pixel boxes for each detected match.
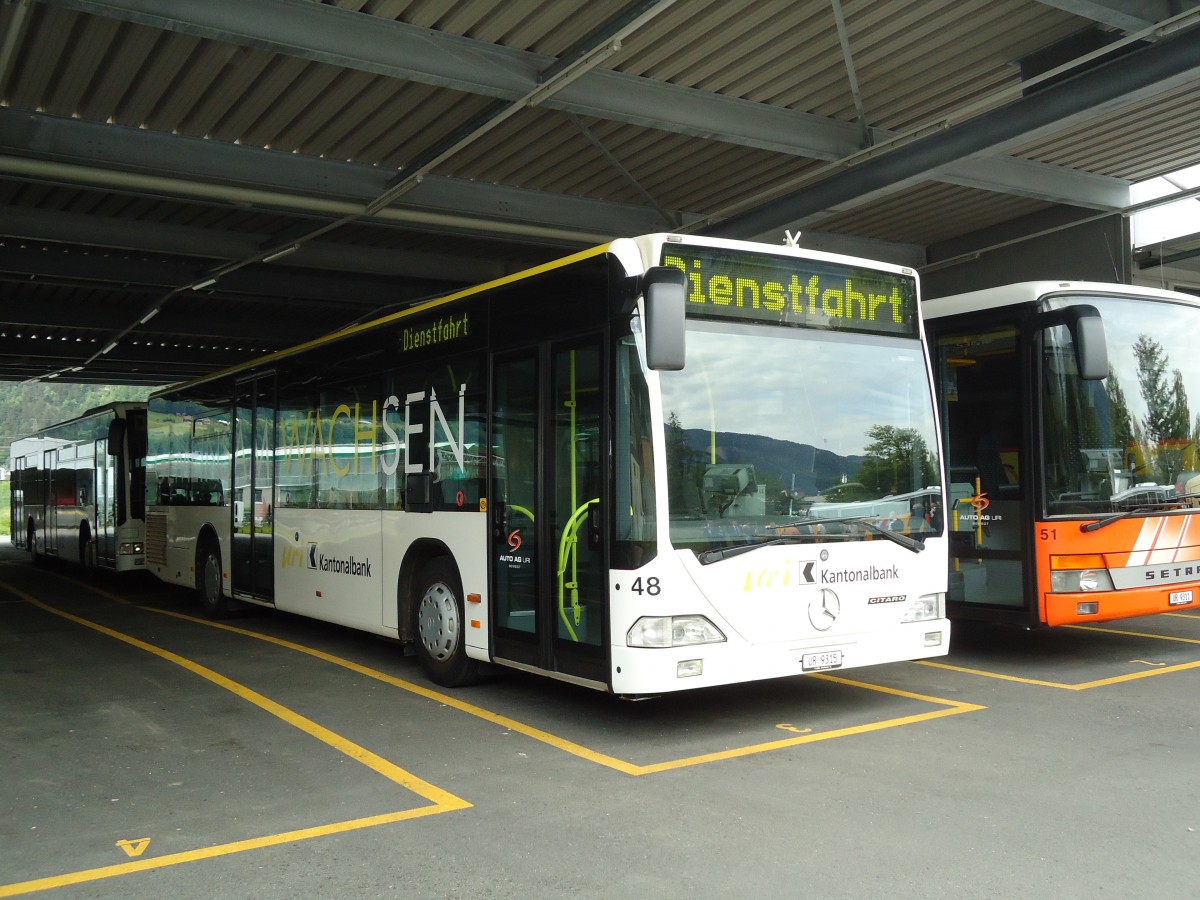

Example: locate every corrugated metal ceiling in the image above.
[1,0,1199,383]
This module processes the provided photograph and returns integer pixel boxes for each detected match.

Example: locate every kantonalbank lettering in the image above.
[664,254,904,324]
[317,553,373,577]
[822,564,899,583]
[279,384,468,478]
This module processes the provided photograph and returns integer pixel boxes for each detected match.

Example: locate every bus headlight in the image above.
[1049,556,1114,593]
[901,594,942,623]
[627,615,726,648]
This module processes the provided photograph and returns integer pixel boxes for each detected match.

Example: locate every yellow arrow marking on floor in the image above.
[115,839,150,858]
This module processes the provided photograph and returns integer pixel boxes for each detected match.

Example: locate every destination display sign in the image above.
[661,245,918,337]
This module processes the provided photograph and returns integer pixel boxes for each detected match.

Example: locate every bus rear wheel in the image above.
[413,558,480,687]
[196,539,235,617]
[79,526,96,570]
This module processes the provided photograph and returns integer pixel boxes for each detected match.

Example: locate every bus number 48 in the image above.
[630,577,661,596]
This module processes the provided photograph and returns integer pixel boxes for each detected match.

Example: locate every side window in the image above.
[276,380,382,510]
[317,384,382,510]
[146,401,231,508]
[384,356,485,512]
[613,335,657,568]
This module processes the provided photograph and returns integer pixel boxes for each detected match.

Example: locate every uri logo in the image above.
[499,529,530,566]
[967,491,990,514]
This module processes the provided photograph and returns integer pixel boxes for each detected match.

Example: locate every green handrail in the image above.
[557,497,599,642]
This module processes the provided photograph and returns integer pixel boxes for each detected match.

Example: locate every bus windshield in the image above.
[660,321,941,556]
[1042,294,1200,516]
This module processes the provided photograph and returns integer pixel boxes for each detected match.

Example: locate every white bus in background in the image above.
[9,402,147,571]
[144,234,949,696]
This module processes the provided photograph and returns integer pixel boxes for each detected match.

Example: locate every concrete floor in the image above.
[2,540,1198,899]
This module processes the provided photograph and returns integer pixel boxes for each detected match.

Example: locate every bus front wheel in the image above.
[413,558,480,687]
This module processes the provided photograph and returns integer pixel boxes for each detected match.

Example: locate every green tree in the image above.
[1132,335,1191,481]
[1104,366,1135,455]
[664,411,707,515]
[856,425,934,495]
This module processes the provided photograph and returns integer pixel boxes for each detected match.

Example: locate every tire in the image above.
[79,527,95,570]
[413,558,480,687]
[196,538,235,617]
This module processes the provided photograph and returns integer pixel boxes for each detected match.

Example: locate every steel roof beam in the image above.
[703,24,1200,238]
[39,0,1133,212]
[1031,1,1175,32]
[0,203,507,285]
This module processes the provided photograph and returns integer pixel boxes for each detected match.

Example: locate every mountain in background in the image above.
[682,428,862,497]
[0,382,156,463]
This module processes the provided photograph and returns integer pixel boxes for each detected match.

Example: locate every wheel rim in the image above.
[417,581,458,662]
[203,553,221,604]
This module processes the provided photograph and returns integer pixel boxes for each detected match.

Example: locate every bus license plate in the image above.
[802,650,843,672]
[1169,590,1194,606]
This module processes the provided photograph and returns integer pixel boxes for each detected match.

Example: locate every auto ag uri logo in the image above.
[808,589,841,631]
[507,529,523,552]
[967,491,990,514]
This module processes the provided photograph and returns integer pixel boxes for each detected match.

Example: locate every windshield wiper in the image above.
[696,538,789,564]
[1081,492,1200,533]
[695,516,924,564]
[840,517,925,553]
[779,515,925,552]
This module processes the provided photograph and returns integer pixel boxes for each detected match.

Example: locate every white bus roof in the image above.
[922,280,1200,319]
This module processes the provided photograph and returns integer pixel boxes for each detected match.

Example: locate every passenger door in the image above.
[231,374,276,600]
[490,339,607,684]
[934,325,1033,617]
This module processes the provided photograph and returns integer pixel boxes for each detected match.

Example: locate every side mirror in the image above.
[1072,308,1108,380]
[106,418,126,456]
[643,266,687,371]
[1035,304,1108,381]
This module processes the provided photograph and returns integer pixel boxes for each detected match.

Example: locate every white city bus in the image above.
[144,234,949,695]
[10,402,147,571]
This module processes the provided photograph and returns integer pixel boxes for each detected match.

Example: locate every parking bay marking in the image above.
[46,572,986,774]
[143,606,984,777]
[916,622,1200,690]
[0,586,469,900]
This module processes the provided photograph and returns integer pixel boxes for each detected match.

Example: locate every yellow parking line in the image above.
[0,807,446,898]
[1066,623,1200,644]
[145,606,984,775]
[914,659,1073,688]
[635,700,982,775]
[1069,659,1200,690]
[0,586,469,898]
[52,575,986,773]
[917,639,1200,690]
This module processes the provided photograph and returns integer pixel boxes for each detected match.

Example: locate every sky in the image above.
[1130,161,1200,248]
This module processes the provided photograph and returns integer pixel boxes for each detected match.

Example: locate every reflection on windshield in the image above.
[1042,296,1200,516]
[660,323,941,555]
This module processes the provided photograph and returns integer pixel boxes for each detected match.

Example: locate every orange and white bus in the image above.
[9,402,148,571]
[143,234,949,695]
[923,281,1200,626]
